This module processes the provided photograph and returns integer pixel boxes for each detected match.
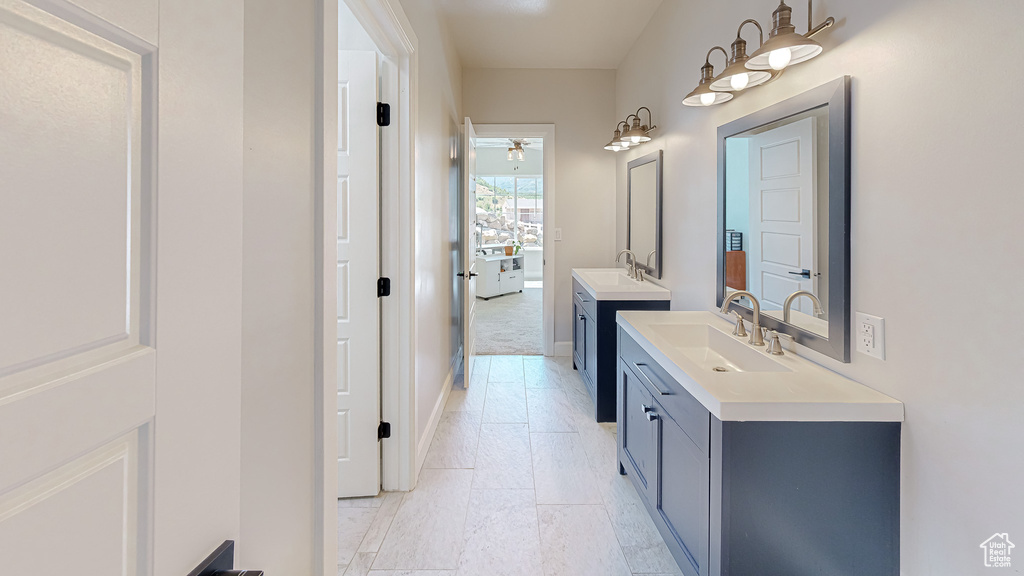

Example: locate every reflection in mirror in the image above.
[724,106,830,337]
[717,76,850,362]
[627,151,662,279]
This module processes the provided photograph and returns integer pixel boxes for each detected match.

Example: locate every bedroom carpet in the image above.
[474,286,543,355]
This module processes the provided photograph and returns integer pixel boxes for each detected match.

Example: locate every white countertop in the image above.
[476,253,524,262]
[572,268,671,301]
[616,310,904,422]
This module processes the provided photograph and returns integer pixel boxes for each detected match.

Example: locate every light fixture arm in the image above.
[705,45,729,68]
[634,107,656,133]
[804,0,834,38]
[737,18,764,46]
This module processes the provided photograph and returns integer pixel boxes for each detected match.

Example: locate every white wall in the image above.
[463,68,618,346]
[240,1,316,573]
[616,0,1024,570]
[153,2,244,575]
[397,0,464,448]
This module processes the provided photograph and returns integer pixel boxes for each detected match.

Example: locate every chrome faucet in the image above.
[720,291,764,346]
[616,249,638,279]
[645,249,657,268]
[783,290,824,323]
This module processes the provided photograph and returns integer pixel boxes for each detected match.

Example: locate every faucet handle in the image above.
[730,311,747,337]
[765,330,785,356]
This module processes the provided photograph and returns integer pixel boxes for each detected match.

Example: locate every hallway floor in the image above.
[337,355,682,576]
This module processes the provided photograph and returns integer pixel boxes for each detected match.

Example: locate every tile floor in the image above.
[337,355,682,576]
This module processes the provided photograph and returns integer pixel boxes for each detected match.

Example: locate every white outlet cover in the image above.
[855,312,886,360]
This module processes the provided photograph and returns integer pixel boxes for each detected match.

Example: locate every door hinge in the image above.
[377,421,391,440]
[377,277,391,297]
[377,102,391,127]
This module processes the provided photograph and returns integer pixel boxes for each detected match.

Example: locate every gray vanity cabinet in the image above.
[572,276,670,422]
[617,325,901,576]
[618,332,710,576]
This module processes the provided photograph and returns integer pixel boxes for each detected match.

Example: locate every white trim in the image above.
[316,1,418,574]
[415,362,455,474]
[554,341,573,357]
[472,124,557,356]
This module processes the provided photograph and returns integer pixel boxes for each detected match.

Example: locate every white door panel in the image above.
[748,117,816,313]
[336,50,380,498]
[0,0,153,573]
[462,119,478,385]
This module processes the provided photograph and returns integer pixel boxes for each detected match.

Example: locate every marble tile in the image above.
[367,571,456,576]
[486,356,524,383]
[574,415,619,473]
[423,410,482,469]
[456,489,543,576]
[372,469,473,570]
[444,379,487,413]
[481,381,527,423]
[530,433,602,504]
[523,356,562,388]
[339,564,347,575]
[562,384,595,421]
[359,492,405,554]
[339,493,386,508]
[345,552,376,576]
[339,507,379,564]
[597,476,682,574]
[364,565,452,569]
[472,423,534,490]
[620,541,683,575]
[536,505,632,576]
[525,388,577,433]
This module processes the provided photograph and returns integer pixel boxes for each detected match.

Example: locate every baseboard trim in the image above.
[554,341,572,357]
[415,362,455,476]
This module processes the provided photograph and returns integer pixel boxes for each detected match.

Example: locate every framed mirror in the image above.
[716,76,851,362]
[627,150,663,279]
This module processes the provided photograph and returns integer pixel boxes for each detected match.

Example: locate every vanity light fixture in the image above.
[683,47,734,107]
[745,0,835,71]
[604,122,630,151]
[622,107,657,144]
[710,20,774,92]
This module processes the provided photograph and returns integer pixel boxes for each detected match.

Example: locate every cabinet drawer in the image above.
[572,277,597,320]
[620,328,710,455]
[499,270,522,288]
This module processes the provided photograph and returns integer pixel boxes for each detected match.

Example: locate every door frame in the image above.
[471,124,556,356]
[315,0,418,574]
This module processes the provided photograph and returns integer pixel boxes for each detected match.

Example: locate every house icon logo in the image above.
[980,533,1014,568]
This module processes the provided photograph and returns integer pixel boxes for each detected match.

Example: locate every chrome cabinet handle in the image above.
[646,412,658,422]
[575,291,591,303]
[578,314,586,321]
[632,362,671,396]
[641,404,653,414]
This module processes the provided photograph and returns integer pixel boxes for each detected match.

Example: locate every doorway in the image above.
[468,125,556,358]
[472,146,544,355]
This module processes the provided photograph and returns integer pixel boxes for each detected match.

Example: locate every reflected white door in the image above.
[0,1,154,573]
[337,50,380,498]
[462,118,478,385]
[748,117,817,312]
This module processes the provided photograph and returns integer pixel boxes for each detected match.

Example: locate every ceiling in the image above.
[439,0,664,69]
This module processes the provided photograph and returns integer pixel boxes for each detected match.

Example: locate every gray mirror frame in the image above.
[626,150,663,279]
[716,76,851,362]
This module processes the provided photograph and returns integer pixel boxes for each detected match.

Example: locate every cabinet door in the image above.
[655,408,710,576]
[573,299,587,371]
[584,310,598,383]
[621,366,656,499]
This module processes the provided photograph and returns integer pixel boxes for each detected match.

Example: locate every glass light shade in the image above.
[683,83,733,107]
[745,27,823,70]
[709,62,771,92]
[604,141,622,151]
[516,148,525,161]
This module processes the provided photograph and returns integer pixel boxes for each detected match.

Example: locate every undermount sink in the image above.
[647,323,792,373]
[571,268,670,301]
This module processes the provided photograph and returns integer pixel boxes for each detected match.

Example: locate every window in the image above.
[475,175,544,248]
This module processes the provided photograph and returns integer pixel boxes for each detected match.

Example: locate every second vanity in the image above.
[616,310,903,576]
[571,268,670,422]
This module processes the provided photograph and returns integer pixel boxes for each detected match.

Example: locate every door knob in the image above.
[788,269,812,279]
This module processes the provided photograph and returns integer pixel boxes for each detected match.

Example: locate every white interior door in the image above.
[747,117,817,312]
[0,0,153,573]
[337,50,380,498]
[462,118,478,385]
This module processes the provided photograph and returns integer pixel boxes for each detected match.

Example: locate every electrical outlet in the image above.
[855,312,885,360]
[553,228,563,241]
